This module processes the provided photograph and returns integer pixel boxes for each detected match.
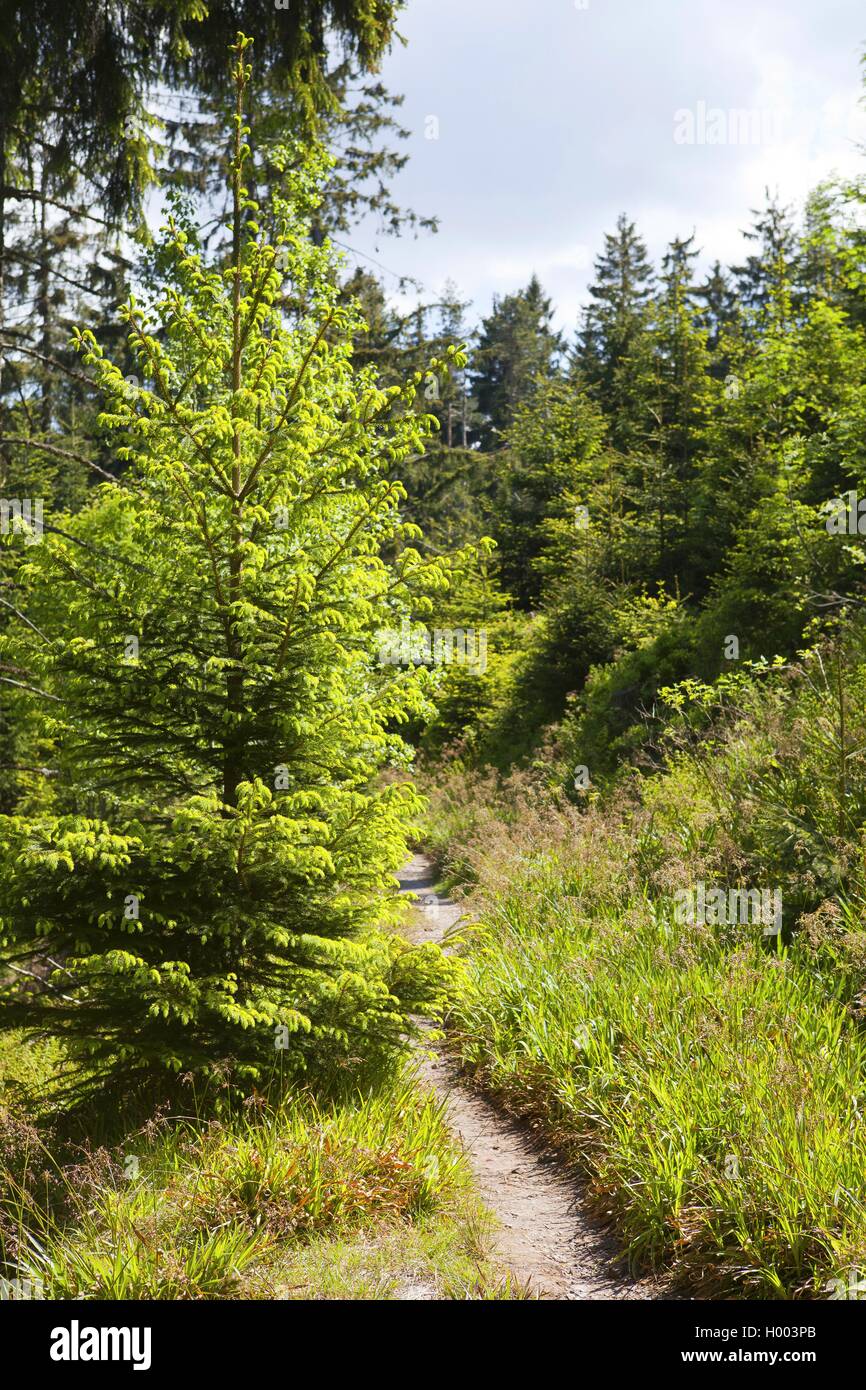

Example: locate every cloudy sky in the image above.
[346,0,866,333]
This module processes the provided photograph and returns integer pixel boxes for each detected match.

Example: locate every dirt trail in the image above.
[399,853,657,1301]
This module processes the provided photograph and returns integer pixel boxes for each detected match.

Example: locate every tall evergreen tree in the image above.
[732,189,797,324]
[497,376,607,606]
[644,233,713,587]
[695,258,739,376]
[470,275,561,451]
[575,213,654,451]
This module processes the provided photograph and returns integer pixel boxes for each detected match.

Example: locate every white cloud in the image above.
[344,0,866,331]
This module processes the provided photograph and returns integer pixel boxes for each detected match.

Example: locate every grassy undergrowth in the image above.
[424,703,866,1297]
[0,1036,510,1300]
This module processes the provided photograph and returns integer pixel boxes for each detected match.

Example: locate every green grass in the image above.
[455,889,866,1295]
[427,766,866,1299]
[0,1041,511,1300]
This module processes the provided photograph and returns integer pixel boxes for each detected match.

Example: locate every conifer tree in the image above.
[0,36,456,1096]
[643,233,713,587]
[496,377,606,606]
[732,189,797,324]
[575,213,654,452]
[695,258,739,377]
[470,276,562,451]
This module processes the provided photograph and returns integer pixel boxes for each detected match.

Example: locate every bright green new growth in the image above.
[0,36,461,1094]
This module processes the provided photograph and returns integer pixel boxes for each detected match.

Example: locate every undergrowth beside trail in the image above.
[0,1039,510,1301]
[422,655,866,1298]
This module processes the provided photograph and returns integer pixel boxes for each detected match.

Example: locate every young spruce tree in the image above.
[0,36,457,1096]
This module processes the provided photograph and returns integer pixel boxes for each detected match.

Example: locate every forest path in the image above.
[398,853,658,1301]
